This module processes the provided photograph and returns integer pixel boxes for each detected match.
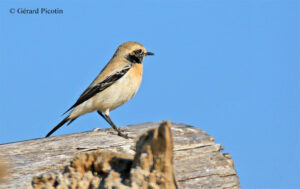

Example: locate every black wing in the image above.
[63,65,132,114]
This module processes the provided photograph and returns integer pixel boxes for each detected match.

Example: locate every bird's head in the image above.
[115,41,154,64]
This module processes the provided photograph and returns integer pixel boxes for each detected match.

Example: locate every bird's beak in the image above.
[146,52,154,56]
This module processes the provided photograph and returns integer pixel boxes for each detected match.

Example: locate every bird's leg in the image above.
[97,110,128,139]
[97,111,117,130]
[105,115,129,139]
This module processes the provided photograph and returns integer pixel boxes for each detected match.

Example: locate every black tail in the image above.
[45,117,70,138]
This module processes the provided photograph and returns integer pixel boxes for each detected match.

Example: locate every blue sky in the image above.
[0,0,299,188]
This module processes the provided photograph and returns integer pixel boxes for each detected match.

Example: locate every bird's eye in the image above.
[134,49,143,55]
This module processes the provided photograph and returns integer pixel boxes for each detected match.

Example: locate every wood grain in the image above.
[0,122,240,189]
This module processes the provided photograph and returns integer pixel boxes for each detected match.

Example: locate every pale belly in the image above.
[69,68,142,118]
[93,71,142,111]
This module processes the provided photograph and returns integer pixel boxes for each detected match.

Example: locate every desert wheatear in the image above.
[45,41,154,138]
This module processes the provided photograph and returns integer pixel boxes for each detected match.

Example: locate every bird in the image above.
[45,41,154,138]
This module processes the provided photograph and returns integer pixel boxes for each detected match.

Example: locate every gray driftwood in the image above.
[30,121,179,189]
[0,122,240,189]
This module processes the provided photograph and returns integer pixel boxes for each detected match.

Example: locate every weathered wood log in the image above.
[0,122,241,189]
[30,121,178,189]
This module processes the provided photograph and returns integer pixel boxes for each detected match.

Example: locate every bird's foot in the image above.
[114,128,133,139]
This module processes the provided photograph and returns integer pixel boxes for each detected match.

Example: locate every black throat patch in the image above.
[126,54,144,64]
